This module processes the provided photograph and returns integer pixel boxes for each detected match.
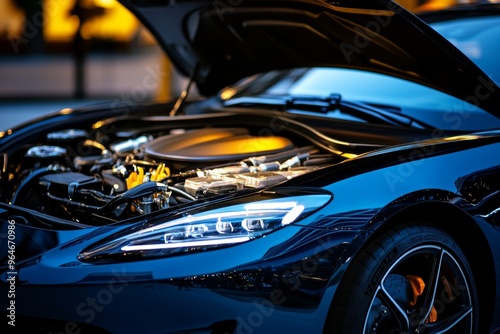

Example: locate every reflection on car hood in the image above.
[118,0,500,115]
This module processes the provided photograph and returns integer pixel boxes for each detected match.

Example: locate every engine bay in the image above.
[1,122,344,226]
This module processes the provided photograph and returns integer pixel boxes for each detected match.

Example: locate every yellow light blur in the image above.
[43,0,80,43]
[92,120,105,129]
[414,0,461,11]
[44,0,139,43]
[340,153,358,159]
[443,135,479,141]
[60,108,74,115]
[0,1,24,37]
[93,0,115,8]
[219,88,238,100]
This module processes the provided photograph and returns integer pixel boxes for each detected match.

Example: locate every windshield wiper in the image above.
[284,93,430,129]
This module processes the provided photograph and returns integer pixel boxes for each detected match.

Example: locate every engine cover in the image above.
[144,128,294,163]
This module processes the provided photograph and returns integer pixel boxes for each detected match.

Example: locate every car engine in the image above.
[3,125,338,226]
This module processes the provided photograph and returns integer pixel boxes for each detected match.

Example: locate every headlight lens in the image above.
[79,193,331,261]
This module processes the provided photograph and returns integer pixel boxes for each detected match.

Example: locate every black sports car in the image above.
[1,0,500,333]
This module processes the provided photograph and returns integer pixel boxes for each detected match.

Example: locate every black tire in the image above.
[324,221,478,334]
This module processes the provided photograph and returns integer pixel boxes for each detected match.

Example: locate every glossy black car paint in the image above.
[1,106,499,333]
[1,0,500,333]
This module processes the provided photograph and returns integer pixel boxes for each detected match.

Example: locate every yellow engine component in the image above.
[126,164,170,189]
[150,164,169,181]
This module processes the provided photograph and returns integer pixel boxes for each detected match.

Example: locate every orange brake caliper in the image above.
[406,275,438,323]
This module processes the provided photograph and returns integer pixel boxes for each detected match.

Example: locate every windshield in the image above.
[223,67,500,132]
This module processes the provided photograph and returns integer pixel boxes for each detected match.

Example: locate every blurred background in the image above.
[0,0,485,130]
[0,0,184,129]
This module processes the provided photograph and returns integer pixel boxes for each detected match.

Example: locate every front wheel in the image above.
[325,222,478,333]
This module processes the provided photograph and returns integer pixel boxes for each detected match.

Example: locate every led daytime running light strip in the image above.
[122,236,251,251]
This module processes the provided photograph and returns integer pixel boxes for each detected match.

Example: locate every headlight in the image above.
[79,192,331,262]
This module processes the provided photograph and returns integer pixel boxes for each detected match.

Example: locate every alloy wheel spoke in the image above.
[376,284,410,332]
[424,306,473,334]
[410,249,444,327]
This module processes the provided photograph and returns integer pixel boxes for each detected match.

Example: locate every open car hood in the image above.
[119,0,500,115]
